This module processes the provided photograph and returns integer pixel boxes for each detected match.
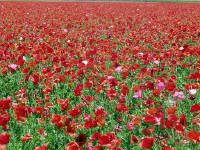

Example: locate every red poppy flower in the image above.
[55,67,62,73]
[84,118,97,129]
[142,127,155,136]
[99,135,111,145]
[121,84,129,95]
[96,116,105,127]
[143,98,156,107]
[133,117,141,126]
[60,100,70,112]
[143,115,156,124]
[105,138,122,149]
[116,104,129,113]
[65,124,76,137]
[190,104,200,112]
[146,108,159,115]
[51,114,61,124]
[84,82,92,88]
[65,142,80,150]
[167,107,177,115]
[166,82,176,93]
[146,81,154,90]
[162,146,176,150]
[75,134,87,147]
[185,73,200,80]
[0,96,12,112]
[175,123,184,133]
[0,133,10,145]
[74,84,84,96]
[186,131,200,144]
[107,88,118,98]
[21,134,32,142]
[108,77,118,87]
[153,89,161,97]
[31,74,40,85]
[0,114,10,130]
[90,132,102,141]
[35,143,49,150]
[122,71,129,79]
[1,67,8,74]
[22,67,30,74]
[59,76,66,83]
[179,114,187,127]
[170,75,177,80]
[95,106,107,117]
[140,137,155,149]
[14,105,34,122]
[68,107,82,118]
[131,135,139,145]
[37,128,47,137]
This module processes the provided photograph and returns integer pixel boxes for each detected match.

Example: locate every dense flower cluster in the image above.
[0,2,200,150]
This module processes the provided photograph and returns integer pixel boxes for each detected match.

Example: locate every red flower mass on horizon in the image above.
[0,2,199,149]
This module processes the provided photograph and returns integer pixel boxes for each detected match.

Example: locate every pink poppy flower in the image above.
[153,60,160,65]
[126,122,134,131]
[189,89,197,96]
[8,64,18,72]
[133,90,143,98]
[173,91,185,100]
[115,66,123,73]
[156,82,165,90]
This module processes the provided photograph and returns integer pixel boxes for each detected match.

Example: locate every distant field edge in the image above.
[1,0,200,3]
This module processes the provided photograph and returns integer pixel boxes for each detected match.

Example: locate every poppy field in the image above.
[0,2,200,150]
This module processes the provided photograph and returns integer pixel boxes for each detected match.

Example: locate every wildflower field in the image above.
[0,1,200,150]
